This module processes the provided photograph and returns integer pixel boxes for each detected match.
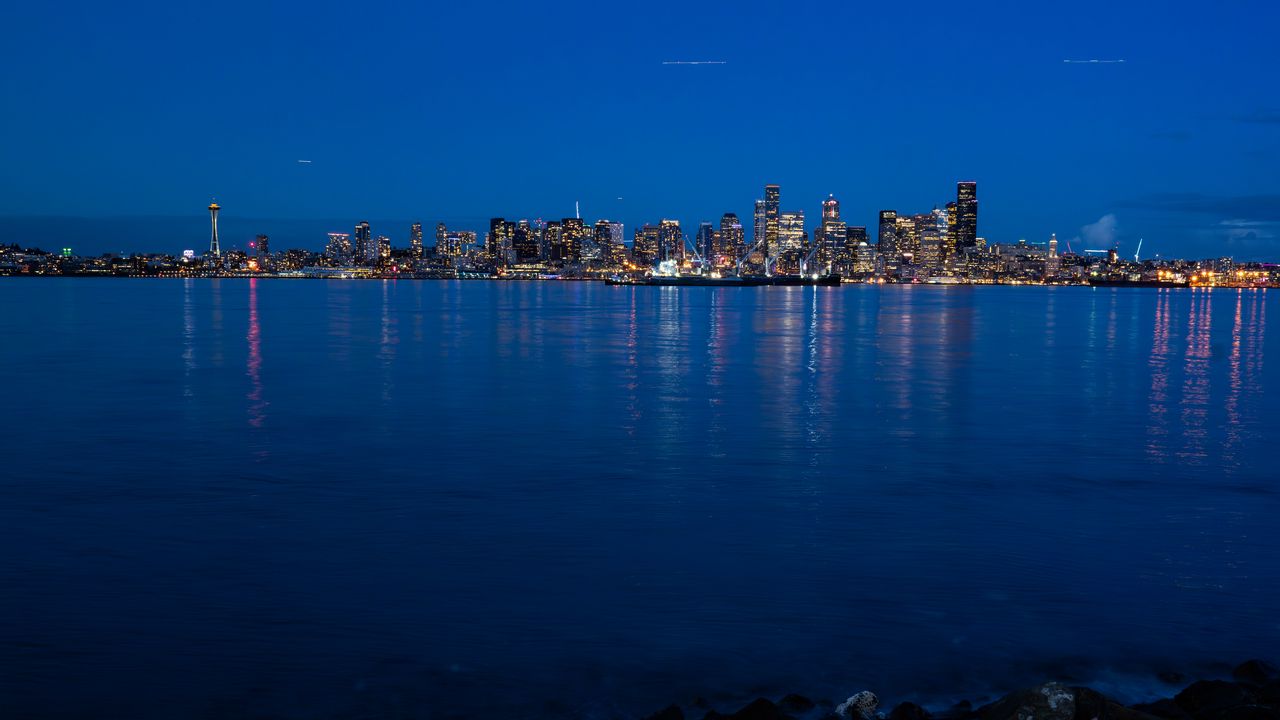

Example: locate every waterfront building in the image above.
[546,221,565,262]
[753,199,767,259]
[488,218,514,266]
[514,220,539,262]
[659,219,682,261]
[956,181,978,249]
[354,221,374,265]
[561,218,585,263]
[719,213,745,267]
[605,221,625,264]
[764,184,780,256]
[695,222,715,263]
[778,210,806,254]
[325,232,352,262]
[410,222,423,259]
[633,224,660,267]
[817,194,848,272]
[878,211,899,272]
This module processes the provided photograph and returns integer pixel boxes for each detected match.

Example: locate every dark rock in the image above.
[978,683,1076,720]
[779,695,817,713]
[1206,708,1280,720]
[704,698,796,720]
[1174,681,1255,719]
[888,702,931,720]
[1131,700,1193,720]
[1072,686,1162,720]
[1234,662,1280,689]
[644,705,685,720]
[1257,681,1280,707]
[938,701,976,720]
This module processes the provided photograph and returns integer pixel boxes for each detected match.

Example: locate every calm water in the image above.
[1,279,1277,719]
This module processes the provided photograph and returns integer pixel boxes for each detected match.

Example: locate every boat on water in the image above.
[1088,278,1189,288]
[606,274,841,287]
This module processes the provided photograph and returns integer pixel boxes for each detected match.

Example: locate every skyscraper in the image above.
[377,235,391,262]
[658,219,682,261]
[488,218,514,265]
[778,211,806,254]
[878,211,899,271]
[545,221,565,262]
[561,217,585,263]
[354,221,373,264]
[764,184,780,256]
[514,220,539,262]
[410,222,423,259]
[719,213,744,266]
[695,222,715,262]
[254,234,269,257]
[436,223,449,256]
[208,201,221,257]
[817,195,847,270]
[753,200,767,257]
[956,181,977,249]
[325,232,351,261]
[606,221,625,264]
[633,224,660,267]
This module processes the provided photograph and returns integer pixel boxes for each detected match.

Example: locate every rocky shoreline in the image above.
[641,661,1280,720]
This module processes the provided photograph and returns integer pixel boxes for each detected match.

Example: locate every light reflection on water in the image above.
[0,280,1277,719]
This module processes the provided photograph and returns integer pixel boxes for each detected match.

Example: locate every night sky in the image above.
[2,0,1278,259]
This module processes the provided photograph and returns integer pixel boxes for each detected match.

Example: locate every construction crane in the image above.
[798,242,824,278]
[1134,238,1143,262]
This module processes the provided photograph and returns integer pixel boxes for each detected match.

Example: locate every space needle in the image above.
[208,200,221,257]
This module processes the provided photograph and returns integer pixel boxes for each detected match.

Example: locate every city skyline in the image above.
[3,1,1279,259]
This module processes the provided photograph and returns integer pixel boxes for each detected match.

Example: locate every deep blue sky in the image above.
[2,0,1278,258]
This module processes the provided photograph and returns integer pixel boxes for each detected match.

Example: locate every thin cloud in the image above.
[1072,213,1119,248]
[1119,193,1280,222]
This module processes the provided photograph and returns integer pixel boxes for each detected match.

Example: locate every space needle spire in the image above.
[208,200,221,257]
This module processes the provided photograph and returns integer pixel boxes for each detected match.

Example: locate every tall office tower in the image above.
[514,220,539,262]
[376,235,391,262]
[561,217,585,262]
[778,210,806,253]
[606,221,625,264]
[545,221,565,262]
[917,213,943,272]
[956,181,977,249]
[633,224,661,267]
[694,222,715,262]
[943,201,957,267]
[592,220,612,262]
[658,219,682,261]
[435,223,449,256]
[488,218,514,264]
[325,232,352,261]
[764,184,780,255]
[410,222,423,259]
[208,201,221,257]
[878,210,899,262]
[845,226,868,271]
[1046,233,1060,277]
[354,221,373,264]
[254,234,269,257]
[753,200,767,257]
[719,213,745,265]
[898,215,923,266]
[818,194,847,269]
